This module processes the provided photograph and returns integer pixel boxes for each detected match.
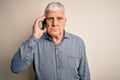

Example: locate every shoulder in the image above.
[66,32,86,49]
[66,32,84,43]
[66,32,86,52]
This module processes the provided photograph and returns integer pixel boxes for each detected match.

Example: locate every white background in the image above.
[0,0,120,80]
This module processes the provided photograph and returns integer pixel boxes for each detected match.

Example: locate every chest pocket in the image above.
[59,55,80,70]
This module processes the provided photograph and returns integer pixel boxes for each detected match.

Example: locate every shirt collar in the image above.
[64,31,70,38]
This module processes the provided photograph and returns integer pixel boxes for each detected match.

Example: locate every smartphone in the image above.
[41,19,46,29]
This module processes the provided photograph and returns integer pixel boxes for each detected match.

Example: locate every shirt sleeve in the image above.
[11,35,38,73]
[78,40,91,80]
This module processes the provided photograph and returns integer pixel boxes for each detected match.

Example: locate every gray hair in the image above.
[44,2,65,15]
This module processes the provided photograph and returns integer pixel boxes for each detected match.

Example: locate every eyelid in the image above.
[46,17,63,21]
[46,17,53,21]
[57,17,63,20]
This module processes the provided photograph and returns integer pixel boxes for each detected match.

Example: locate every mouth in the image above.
[50,27,60,34]
[52,26,60,30]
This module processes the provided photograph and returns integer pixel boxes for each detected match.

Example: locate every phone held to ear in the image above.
[41,19,46,29]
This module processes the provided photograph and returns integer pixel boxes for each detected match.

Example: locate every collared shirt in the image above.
[11,31,90,80]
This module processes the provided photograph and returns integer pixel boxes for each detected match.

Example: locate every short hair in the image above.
[44,2,65,15]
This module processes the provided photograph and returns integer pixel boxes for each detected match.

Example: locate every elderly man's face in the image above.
[45,9,66,37]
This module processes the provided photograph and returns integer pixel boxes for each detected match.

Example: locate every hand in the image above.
[33,16,46,39]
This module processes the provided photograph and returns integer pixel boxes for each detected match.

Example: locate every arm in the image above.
[11,16,46,73]
[78,41,91,80]
[11,35,38,73]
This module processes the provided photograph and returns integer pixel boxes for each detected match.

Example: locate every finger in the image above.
[37,16,46,23]
[33,16,46,30]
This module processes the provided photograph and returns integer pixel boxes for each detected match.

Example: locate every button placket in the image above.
[55,46,61,80]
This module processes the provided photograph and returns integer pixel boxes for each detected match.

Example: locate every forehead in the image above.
[46,9,65,17]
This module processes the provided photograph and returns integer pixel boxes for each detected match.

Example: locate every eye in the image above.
[57,17,63,20]
[46,17,53,21]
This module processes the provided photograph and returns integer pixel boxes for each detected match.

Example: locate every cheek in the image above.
[60,22,66,28]
[46,25,53,33]
[46,23,51,29]
[61,19,66,27]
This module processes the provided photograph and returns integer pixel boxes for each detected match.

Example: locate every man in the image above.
[11,2,90,80]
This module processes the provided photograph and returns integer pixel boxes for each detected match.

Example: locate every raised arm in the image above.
[11,16,46,73]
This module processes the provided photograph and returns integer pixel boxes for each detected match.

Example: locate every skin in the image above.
[33,9,66,45]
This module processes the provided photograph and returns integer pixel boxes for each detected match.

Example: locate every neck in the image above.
[51,32,64,45]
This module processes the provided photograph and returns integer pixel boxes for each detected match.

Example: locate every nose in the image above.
[52,19,57,27]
